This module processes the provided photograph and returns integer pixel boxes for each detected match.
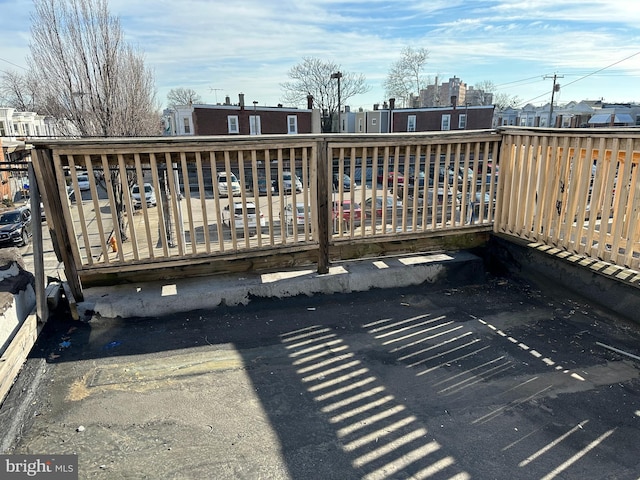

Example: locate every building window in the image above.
[250,115,261,135]
[287,115,298,134]
[0,121,5,136]
[407,115,416,132]
[228,116,239,134]
[182,117,191,134]
[372,118,377,126]
[459,114,467,129]
[520,117,526,126]
[358,118,363,132]
[441,114,450,131]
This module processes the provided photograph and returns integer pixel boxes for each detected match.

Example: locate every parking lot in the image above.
[2,266,639,479]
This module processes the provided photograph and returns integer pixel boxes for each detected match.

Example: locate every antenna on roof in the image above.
[208,87,223,104]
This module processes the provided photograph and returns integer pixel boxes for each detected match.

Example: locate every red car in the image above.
[332,200,362,225]
[377,171,405,187]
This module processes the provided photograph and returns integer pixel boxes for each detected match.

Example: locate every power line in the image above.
[561,50,640,89]
[0,57,28,71]
[516,51,640,107]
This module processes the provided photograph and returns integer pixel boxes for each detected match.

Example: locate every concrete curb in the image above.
[79,250,485,318]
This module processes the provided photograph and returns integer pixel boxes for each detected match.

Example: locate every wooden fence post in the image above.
[317,139,329,274]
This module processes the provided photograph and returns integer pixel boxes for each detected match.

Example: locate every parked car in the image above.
[333,173,352,191]
[131,183,156,208]
[222,201,266,233]
[76,174,91,191]
[377,170,405,187]
[332,199,362,226]
[275,171,303,194]
[282,202,311,229]
[0,206,32,247]
[217,172,241,197]
[255,177,275,195]
[363,196,404,218]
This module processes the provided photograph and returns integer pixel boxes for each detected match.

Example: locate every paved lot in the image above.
[2,269,640,479]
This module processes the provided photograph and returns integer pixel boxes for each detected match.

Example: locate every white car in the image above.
[283,202,311,228]
[217,172,241,197]
[76,174,91,191]
[222,202,266,233]
[276,172,303,194]
[131,183,156,208]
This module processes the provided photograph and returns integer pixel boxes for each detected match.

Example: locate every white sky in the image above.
[1,0,639,110]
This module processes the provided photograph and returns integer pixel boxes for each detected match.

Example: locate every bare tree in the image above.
[0,70,40,111]
[167,88,203,107]
[29,0,160,137]
[494,92,522,110]
[281,57,369,132]
[383,47,429,108]
[472,80,497,106]
[29,0,161,241]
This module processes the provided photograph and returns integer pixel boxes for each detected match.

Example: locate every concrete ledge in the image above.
[79,250,485,318]
[488,234,640,324]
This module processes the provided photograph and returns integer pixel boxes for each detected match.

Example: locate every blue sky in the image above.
[1,0,639,110]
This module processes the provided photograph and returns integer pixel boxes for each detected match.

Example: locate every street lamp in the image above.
[330,71,342,132]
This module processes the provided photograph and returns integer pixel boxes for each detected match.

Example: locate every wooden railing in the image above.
[496,127,640,270]
[31,132,498,299]
[31,128,639,301]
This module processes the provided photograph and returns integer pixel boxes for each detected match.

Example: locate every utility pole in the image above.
[544,74,563,127]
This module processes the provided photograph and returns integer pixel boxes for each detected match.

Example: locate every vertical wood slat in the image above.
[551,137,572,246]
[149,153,169,257]
[100,154,124,262]
[531,135,549,239]
[418,144,430,229]
[263,150,275,245]
[460,142,472,226]
[521,135,539,239]
[349,146,361,239]
[585,139,607,258]
[540,136,559,244]
[117,153,140,261]
[599,140,621,261]
[430,143,442,230]
[622,153,640,268]
[179,152,197,255]
[303,146,313,242]
[369,146,380,233]
[133,153,155,258]
[28,162,46,323]
[486,140,500,224]
[609,139,634,264]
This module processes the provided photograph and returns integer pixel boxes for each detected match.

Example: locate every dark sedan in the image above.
[0,207,32,247]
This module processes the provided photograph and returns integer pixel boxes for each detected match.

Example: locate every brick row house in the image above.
[163,94,321,136]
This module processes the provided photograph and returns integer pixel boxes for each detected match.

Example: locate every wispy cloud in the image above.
[1,0,639,109]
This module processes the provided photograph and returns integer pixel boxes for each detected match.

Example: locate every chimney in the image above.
[389,98,395,110]
[382,101,388,109]
[307,94,313,109]
[451,96,457,109]
[344,105,350,113]
[373,103,379,111]
[224,95,230,105]
[239,93,245,110]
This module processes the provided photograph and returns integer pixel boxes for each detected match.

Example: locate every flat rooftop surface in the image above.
[2,271,640,479]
